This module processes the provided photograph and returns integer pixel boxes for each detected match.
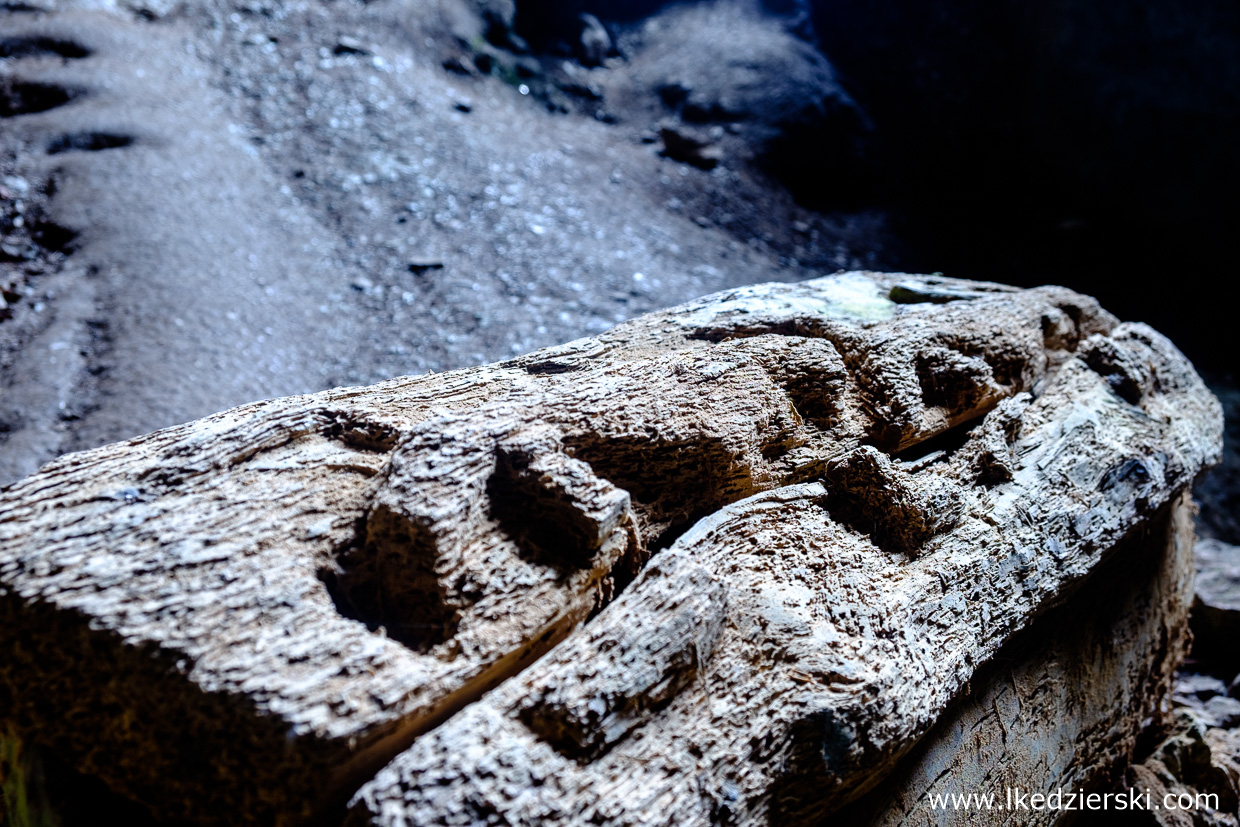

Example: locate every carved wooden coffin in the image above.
[0,272,1222,825]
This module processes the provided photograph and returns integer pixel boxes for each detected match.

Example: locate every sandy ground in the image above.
[0,0,896,485]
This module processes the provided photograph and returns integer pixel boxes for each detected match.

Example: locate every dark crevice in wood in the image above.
[645,503,719,556]
[893,417,982,464]
[520,360,584,375]
[1080,336,1149,406]
[690,322,911,451]
[517,655,701,765]
[686,317,835,344]
[321,411,401,453]
[690,322,897,443]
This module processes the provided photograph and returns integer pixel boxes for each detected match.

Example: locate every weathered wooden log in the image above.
[0,272,1222,826]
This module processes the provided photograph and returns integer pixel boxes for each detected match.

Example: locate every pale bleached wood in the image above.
[0,272,1220,826]
[346,323,1221,826]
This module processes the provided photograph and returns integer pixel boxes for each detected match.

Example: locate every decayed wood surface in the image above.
[345,329,1220,826]
[0,272,1222,826]
[840,490,1195,826]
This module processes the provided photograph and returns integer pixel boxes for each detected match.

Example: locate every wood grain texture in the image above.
[0,272,1222,825]
[838,490,1196,826]
[346,292,1221,826]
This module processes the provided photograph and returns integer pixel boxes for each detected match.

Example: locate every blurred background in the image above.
[0,0,1236,521]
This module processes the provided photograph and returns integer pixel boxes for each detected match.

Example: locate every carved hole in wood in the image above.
[720,335,848,429]
[520,359,584,376]
[517,630,709,763]
[686,318,830,344]
[515,553,728,762]
[689,322,923,450]
[773,706,862,825]
[1055,300,1087,339]
[563,434,743,552]
[1041,307,1080,350]
[322,505,460,652]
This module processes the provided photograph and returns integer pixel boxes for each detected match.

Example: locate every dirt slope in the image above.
[0,0,893,485]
